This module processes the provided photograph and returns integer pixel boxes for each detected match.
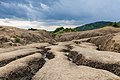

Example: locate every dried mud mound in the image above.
[0,26,55,48]
[0,42,120,80]
[88,33,120,53]
[55,27,120,42]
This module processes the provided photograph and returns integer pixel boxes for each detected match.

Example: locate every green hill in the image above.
[75,21,112,31]
[51,21,120,37]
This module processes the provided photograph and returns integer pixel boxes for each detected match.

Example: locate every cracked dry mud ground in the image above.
[0,42,120,80]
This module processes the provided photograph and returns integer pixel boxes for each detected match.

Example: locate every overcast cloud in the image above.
[0,0,120,30]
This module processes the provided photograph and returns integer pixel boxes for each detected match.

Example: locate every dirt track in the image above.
[0,41,120,80]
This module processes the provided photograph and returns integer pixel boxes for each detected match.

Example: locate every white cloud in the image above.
[0,18,77,31]
[40,3,50,11]
[0,18,33,28]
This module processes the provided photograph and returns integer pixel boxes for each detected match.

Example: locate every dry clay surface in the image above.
[88,33,120,53]
[0,42,120,80]
[56,26,120,53]
[55,27,120,42]
[0,26,54,48]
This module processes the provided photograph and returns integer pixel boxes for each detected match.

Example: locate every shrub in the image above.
[15,37,21,43]
[108,22,120,28]
[53,27,64,33]
[52,27,76,37]
[28,28,37,31]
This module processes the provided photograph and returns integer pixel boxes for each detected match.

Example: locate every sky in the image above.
[0,0,120,31]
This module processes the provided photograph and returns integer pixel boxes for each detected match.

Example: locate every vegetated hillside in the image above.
[51,21,114,37]
[51,21,120,37]
[75,21,112,31]
[0,26,55,48]
[51,27,76,37]
[55,26,120,42]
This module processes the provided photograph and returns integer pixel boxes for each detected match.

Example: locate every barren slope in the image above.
[87,32,120,53]
[55,27,120,42]
[0,26,54,48]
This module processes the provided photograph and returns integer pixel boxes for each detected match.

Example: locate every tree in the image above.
[109,22,120,28]
[53,27,64,33]
[28,28,37,31]
[113,22,120,28]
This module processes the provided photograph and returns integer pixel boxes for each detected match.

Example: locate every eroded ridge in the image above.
[63,44,120,77]
[32,42,120,80]
[0,48,40,67]
[0,41,120,80]
[67,51,120,76]
[0,53,45,80]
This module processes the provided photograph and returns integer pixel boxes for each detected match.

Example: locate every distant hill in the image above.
[75,21,112,31]
[51,21,120,37]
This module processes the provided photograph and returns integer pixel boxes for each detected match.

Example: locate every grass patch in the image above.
[15,37,21,43]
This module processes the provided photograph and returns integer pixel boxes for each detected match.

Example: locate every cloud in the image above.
[0,0,120,28]
[40,3,50,11]
[0,1,45,20]
[0,18,77,31]
[46,0,120,21]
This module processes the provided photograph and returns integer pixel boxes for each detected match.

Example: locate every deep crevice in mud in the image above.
[62,45,120,77]
[73,41,81,44]
[0,46,56,80]
[48,43,58,45]
[67,51,120,76]
[21,46,55,80]
[39,46,55,60]
[2,57,46,80]
[0,52,38,67]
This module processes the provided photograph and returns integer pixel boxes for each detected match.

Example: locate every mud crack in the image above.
[39,46,55,60]
[62,44,120,77]
[68,51,120,76]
